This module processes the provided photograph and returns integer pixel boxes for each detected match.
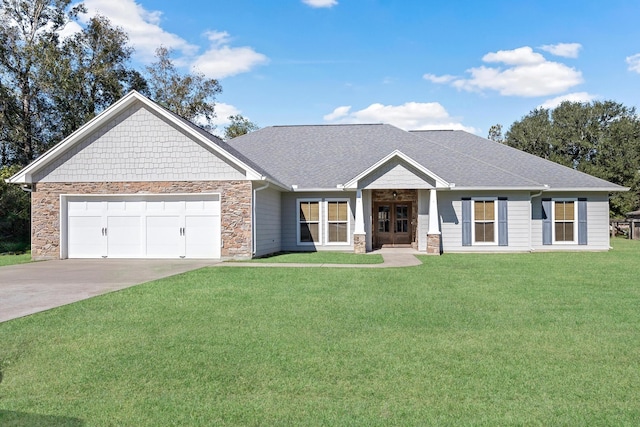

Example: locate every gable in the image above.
[32,103,245,183]
[358,157,436,189]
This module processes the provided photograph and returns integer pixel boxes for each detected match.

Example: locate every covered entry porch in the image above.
[352,188,442,255]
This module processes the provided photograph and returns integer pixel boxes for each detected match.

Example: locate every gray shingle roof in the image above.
[226,124,624,191]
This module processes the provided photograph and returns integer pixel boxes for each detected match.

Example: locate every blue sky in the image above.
[70,0,640,137]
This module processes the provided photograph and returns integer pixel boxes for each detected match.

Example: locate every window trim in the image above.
[325,198,351,245]
[552,198,578,244]
[297,198,322,245]
[471,197,498,245]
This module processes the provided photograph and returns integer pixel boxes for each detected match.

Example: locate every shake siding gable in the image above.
[33,104,246,183]
[359,158,436,189]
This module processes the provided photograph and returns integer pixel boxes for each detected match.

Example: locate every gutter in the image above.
[252,181,270,257]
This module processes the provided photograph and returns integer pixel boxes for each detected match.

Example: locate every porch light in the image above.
[392,191,397,199]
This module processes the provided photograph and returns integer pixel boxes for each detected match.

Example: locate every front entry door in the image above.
[374,202,412,248]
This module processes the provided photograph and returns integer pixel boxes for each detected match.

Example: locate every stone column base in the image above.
[354,233,366,254]
[426,233,441,255]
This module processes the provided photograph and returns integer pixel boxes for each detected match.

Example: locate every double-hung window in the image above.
[326,199,349,244]
[473,199,496,243]
[554,200,576,242]
[298,199,321,244]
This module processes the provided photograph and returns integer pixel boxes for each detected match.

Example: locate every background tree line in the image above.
[488,100,640,218]
[0,0,256,251]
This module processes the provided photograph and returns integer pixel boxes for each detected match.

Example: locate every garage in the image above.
[61,194,221,259]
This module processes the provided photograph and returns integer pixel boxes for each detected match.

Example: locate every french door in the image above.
[374,202,412,247]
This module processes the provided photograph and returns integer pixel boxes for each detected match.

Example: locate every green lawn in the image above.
[0,252,31,267]
[1,239,639,426]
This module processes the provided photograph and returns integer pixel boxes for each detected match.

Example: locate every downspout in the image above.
[529,188,546,252]
[20,184,33,193]
[252,181,270,257]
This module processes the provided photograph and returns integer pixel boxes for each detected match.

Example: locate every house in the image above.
[7,91,627,260]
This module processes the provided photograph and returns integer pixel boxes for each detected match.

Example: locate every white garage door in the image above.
[65,194,221,259]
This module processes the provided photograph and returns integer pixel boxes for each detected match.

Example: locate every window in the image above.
[298,200,320,244]
[554,200,575,242]
[327,200,349,243]
[474,199,496,243]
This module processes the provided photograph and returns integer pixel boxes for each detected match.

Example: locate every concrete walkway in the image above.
[220,249,423,268]
[0,250,423,323]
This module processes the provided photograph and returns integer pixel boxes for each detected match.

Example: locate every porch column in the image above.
[427,188,441,255]
[354,189,366,254]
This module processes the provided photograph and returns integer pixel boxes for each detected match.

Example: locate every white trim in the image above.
[342,150,450,189]
[471,197,498,245]
[552,198,578,244]
[296,198,322,246]
[324,198,351,245]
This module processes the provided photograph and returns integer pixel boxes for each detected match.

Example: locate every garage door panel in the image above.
[185,215,220,258]
[107,216,143,257]
[68,216,104,258]
[66,195,220,259]
[146,216,181,258]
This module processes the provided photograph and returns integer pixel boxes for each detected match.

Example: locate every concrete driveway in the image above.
[0,259,219,323]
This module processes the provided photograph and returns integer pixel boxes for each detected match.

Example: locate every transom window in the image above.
[327,200,349,243]
[299,200,320,243]
[554,200,575,242]
[474,200,495,243]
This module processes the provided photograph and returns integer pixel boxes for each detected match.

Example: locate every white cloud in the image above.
[423,73,456,84]
[539,43,582,58]
[302,0,338,8]
[323,102,476,132]
[190,31,268,79]
[323,105,351,121]
[79,0,198,61]
[427,46,583,97]
[210,102,242,126]
[626,53,640,73]
[76,0,268,79]
[539,92,596,109]
[482,46,546,65]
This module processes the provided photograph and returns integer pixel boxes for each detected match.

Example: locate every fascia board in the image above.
[450,186,548,191]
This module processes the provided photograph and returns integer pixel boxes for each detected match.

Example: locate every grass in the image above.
[0,239,639,425]
[248,251,383,264]
[0,252,31,267]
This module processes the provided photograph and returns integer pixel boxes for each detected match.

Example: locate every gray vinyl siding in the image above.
[281,191,356,252]
[531,192,610,251]
[254,186,282,257]
[34,103,246,183]
[439,191,531,252]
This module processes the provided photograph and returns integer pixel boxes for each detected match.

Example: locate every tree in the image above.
[145,47,221,131]
[0,0,82,165]
[0,164,30,252]
[504,100,640,217]
[224,114,258,140]
[487,124,504,143]
[41,14,145,140]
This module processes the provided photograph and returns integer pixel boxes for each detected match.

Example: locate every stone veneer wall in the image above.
[31,181,252,260]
